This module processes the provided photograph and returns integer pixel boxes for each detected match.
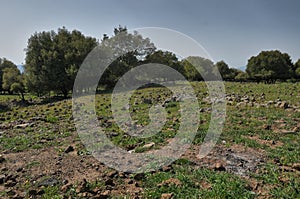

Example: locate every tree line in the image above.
[1,26,300,99]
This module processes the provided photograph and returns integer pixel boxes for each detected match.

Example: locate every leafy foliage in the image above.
[246,50,294,82]
[25,27,98,97]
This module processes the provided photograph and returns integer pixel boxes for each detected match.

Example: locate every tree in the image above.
[99,27,156,89]
[246,50,294,82]
[143,50,183,81]
[216,61,231,80]
[0,58,17,93]
[294,59,300,79]
[25,27,98,97]
[181,56,218,81]
[2,67,25,100]
[234,70,249,82]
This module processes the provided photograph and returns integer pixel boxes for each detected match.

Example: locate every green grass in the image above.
[0,82,299,198]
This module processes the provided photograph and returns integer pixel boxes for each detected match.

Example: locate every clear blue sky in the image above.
[1,0,300,68]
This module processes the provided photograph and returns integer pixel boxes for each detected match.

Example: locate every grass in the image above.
[0,81,299,198]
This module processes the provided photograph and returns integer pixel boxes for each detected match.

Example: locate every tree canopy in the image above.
[25,27,98,96]
[2,27,300,100]
[0,58,17,93]
[246,50,294,82]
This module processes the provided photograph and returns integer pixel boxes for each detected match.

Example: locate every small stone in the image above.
[105,179,115,186]
[61,183,72,192]
[142,142,155,149]
[64,145,74,153]
[37,177,59,187]
[5,180,17,187]
[28,189,37,196]
[16,167,23,172]
[262,124,271,130]
[161,193,173,199]
[214,162,226,171]
[107,171,117,178]
[279,102,289,109]
[292,163,300,171]
[133,173,145,181]
[0,155,5,163]
[14,123,30,129]
[0,174,5,184]
[99,190,110,199]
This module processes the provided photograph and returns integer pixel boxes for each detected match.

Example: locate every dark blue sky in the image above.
[1,0,300,68]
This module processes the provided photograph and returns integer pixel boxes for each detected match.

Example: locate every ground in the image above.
[0,82,299,198]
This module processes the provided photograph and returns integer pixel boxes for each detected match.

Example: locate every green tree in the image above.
[294,59,300,79]
[2,67,25,100]
[246,50,294,82]
[99,27,156,89]
[234,70,248,82]
[216,61,231,80]
[143,50,183,81]
[0,58,17,93]
[182,56,218,81]
[25,27,98,97]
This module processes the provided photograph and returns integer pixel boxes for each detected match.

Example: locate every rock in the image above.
[105,179,115,186]
[64,145,74,153]
[292,126,299,132]
[76,179,88,193]
[5,189,16,196]
[161,193,173,199]
[0,155,5,163]
[214,162,226,171]
[99,190,110,199]
[28,189,37,196]
[278,101,289,109]
[236,102,247,108]
[16,167,23,172]
[0,174,6,184]
[37,177,59,187]
[107,171,118,178]
[61,183,72,192]
[14,123,31,129]
[292,163,300,171]
[133,173,145,181]
[142,142,155,149]
[262,124,271,130]
[158,178,182,187]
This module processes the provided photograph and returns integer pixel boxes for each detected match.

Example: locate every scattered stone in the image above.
[61,183,72,192]
[292,126,299,132]
[14,123,31,129]
[76,179,88,193]
[37,177,59,187]
[161,193,173,199]
[142,142,155,149]
[0,155,5,163]
[279,101,289,109]
[107,170,118,178]
[16,167,23,172]
[262,124,271,130]
[105,178,115,186]
[28,189,37,196]
[64,145,75,153]
[214,162,226,171]
[99,190,110,199]
[133,173,145,181]
[0,174,6,184]
[292,163,300,171]
[158,178,182,187]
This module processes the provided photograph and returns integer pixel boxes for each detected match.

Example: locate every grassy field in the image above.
[0,82,299,198]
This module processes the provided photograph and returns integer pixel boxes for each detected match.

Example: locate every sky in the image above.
[1,0,300,68]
